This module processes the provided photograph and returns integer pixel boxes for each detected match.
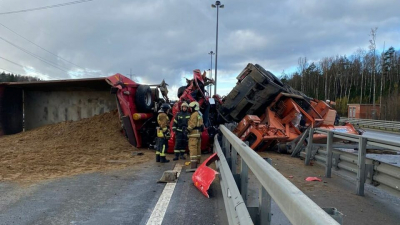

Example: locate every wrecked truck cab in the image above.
[106,74,169,148]
[167,69,217,153]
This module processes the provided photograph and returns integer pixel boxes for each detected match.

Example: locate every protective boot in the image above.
[173,153,179,161]
[156,155,160,162]
[160,156,170,163]
[180,152,186,160]
[190,161,197,169]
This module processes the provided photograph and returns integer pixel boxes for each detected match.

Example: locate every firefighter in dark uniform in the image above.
[172,102,191,161]
[187,101,203,169]
[156,103,171,163]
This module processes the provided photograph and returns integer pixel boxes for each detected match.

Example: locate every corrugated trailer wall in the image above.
[0,85,23,135]
[24,89,116,130]
[0,78,116,136]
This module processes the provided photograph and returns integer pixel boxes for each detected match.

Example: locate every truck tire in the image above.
[177,86,186,98]
[135,85,154,112]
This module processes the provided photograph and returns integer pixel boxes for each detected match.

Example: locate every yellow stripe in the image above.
[160,144,166,156]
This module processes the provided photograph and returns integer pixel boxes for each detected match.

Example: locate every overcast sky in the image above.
[0,0,399,99]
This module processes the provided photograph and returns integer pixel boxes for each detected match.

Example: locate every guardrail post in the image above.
[332,153,340,170]
[225,136,231,157]
[356,137,367,196]
[240,157,248,205]
[326,131,333,178]
[259,158,272,225]
[365,164,374,184]
[224,135,232,169]
[221,135,226,156]
[305,127,314,165]
[231,147,237,174]
[291,127,310,157]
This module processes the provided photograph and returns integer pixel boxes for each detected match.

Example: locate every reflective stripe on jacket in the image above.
[187,111,203,138]
[172,111,190,132]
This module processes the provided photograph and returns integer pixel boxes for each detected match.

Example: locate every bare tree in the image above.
[298,57,308,92]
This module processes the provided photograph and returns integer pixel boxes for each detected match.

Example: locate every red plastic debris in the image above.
[192,153,219,198]
[305,177,322,182]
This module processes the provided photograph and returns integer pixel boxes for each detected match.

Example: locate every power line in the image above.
[0,56,25,68]
[0,22,83,69]
[0,56,65,80]
[0,36,68,72]
[0,0,95,15]
[0,67,17,74]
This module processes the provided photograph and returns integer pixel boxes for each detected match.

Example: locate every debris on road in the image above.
[305,177,323,182]
[192,153,219,198]
[157,170,178,183]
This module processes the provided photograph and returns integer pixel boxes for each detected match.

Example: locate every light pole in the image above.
[208,69,211,95]
[208,50,215,95]
[211,1,224,95]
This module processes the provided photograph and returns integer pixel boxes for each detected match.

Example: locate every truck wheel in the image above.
[177,86,186,98]
[135,85,154,112]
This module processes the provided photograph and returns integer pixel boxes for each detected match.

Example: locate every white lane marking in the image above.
[146,163,183,225]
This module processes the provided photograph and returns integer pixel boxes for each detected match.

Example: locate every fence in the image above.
[340,117,400,132]
[303,128,400,197]
[214,125,341,225]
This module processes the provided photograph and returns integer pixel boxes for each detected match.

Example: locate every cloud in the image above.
[0,0,399,98]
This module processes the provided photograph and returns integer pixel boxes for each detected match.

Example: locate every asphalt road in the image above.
[0,159,227,225]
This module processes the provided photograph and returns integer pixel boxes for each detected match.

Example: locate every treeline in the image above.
[0,72,41,82]
[283,29,400,121]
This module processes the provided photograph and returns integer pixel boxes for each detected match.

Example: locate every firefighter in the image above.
[172,102,191,161]
[187,101,203,169]
[156,103,171,163]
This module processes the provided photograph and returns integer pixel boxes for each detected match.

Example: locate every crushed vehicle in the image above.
[215,63,359,152]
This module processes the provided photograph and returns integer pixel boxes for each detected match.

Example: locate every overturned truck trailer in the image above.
[215,63,359,151]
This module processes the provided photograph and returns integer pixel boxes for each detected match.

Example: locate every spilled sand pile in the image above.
[0,110,153,182]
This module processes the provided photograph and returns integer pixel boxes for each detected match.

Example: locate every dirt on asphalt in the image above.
[258,151,400,225]
[0,110,153,183]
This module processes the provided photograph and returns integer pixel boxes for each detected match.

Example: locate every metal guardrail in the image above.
[340,117,400,132]
[304,128,400,197]
[215,125,340,225]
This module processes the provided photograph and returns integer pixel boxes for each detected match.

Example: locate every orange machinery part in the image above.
[132,113,153,120]
[233,93,360,151]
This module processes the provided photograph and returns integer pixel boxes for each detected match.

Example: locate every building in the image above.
[347,104,380,119]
